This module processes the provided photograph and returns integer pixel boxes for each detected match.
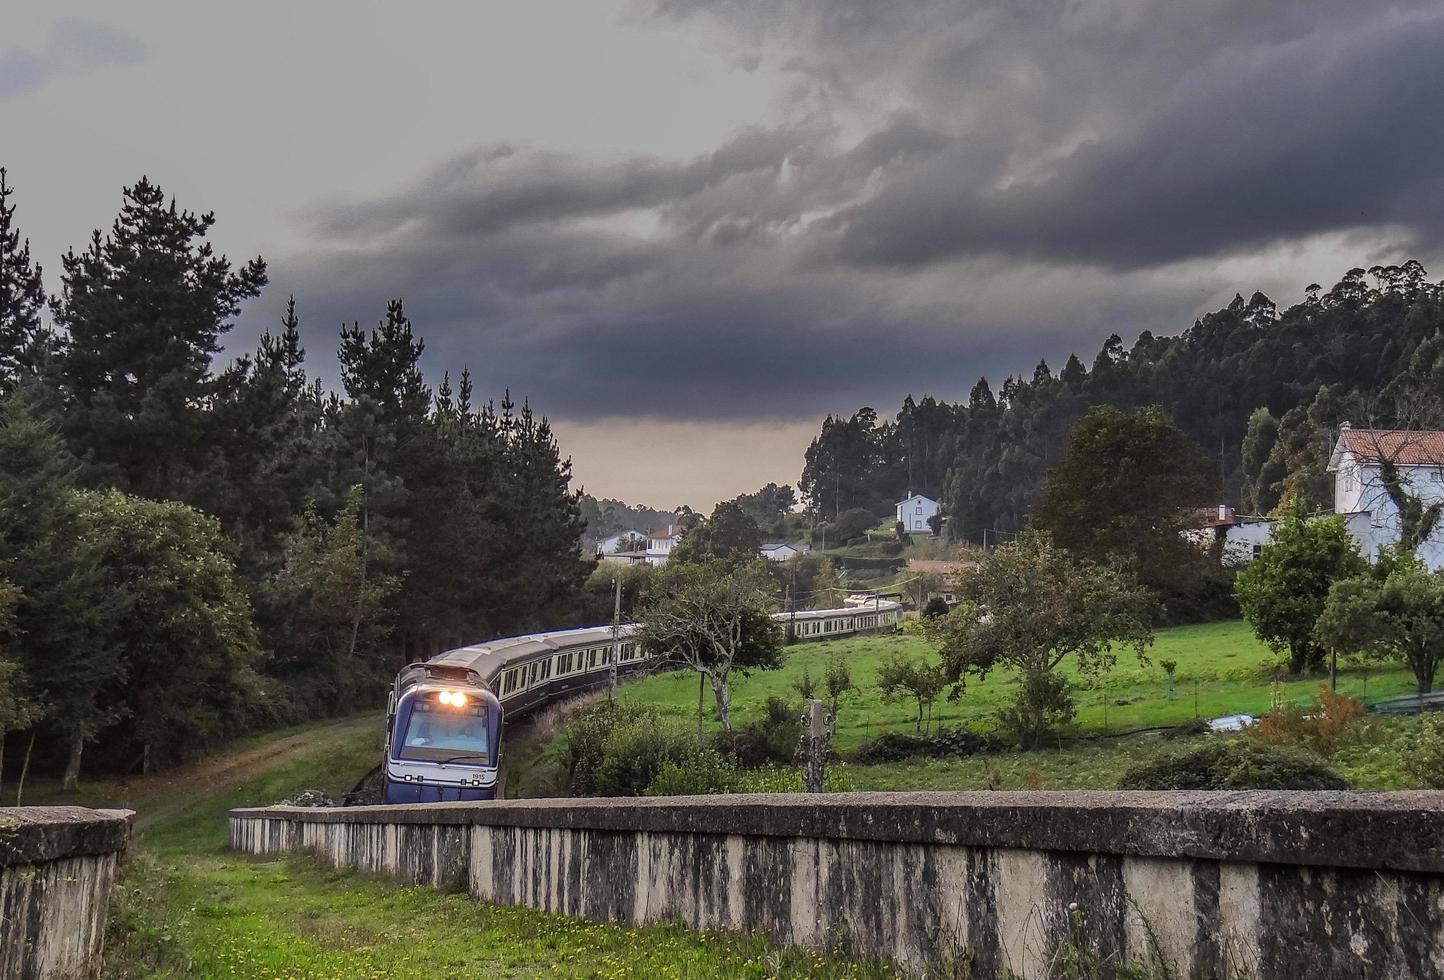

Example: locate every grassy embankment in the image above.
[64,715,892,978]
[606,619,1421,792]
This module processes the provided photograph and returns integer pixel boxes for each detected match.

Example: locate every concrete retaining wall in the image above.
[1,806,134,980]
[230,791,1444,978]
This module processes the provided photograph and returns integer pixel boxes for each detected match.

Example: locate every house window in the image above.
[1431,469,1444,482]
[1252,544,1262,557]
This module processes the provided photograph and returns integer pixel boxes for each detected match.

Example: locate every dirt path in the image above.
[24,713,379,829]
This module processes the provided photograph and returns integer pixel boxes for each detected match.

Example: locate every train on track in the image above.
[381,600,903,803]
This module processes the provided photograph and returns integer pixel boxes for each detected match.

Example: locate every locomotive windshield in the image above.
[397,698,490,763]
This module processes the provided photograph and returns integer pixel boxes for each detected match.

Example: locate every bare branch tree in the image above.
[637,561,782,732]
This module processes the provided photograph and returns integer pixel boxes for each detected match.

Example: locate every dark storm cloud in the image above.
[822,12,1444,269]
[273,0,1444,424]
[0,20,145,99]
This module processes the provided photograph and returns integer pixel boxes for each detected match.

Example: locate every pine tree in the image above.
[50,176,267,498]
[201,297,323,579]
[0,168,47,391]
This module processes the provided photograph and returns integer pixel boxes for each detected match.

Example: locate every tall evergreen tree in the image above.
[0,168,47,391]
[50,176,267,498]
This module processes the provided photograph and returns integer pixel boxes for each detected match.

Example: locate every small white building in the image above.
[642,524,685,566]
[760,542,802,562]
[895,492,939,533]
[1186,505,1277,564]
[1328,424,1444,570]
[597,529,648,556]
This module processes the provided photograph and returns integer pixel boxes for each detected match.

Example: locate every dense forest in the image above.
[0,170,590,784]
[802,265,1444,544]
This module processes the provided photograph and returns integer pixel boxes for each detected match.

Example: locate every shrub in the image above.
[1118,740,1349,790]
[645,745,740,796]
[561,702,700,796]
[997,670,1075,749]
[852,725,994,764]
[718,696,802,767]
[1248,685,1371,755]
[1404,714,1444,789]
[832,507,878,543]
[923,596,950,620]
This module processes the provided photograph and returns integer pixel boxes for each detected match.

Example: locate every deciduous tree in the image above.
[1315,554,1444,695]
[637,561,782,731]
[1235,501,1367,675]
[938,531,1153,744]
[1033,406,1217,598]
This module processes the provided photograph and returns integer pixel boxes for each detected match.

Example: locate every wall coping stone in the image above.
[230,790,1444,873]
[0,806,135,866]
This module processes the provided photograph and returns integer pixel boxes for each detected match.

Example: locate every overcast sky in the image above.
[4,1,1441,509]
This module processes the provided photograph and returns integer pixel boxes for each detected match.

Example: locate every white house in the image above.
[642,524,685,566]
[596,529,648,556]
[760,542,802,562]
[1327,424,1444,570]
[896,492,939,533]
[1186,505,1277,564]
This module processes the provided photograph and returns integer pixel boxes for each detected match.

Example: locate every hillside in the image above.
[801,264,1444,544]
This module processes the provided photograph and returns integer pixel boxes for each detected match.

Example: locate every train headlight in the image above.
[453,692,468,706]
[438,691,452,705]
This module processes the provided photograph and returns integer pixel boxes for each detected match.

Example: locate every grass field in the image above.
[87,720,892,978]
[617,619,1420,753]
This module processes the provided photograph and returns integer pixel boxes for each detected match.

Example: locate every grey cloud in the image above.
[252,0,1444,430]
[822,11,1444,269]
[0,19,145,100]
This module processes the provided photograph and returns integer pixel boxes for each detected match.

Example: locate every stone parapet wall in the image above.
[230,791,1444,978]
[0,806,134,980]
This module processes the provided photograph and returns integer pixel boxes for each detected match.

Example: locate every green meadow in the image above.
[619,619,1419,753]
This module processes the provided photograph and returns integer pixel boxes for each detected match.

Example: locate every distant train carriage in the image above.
[381,601,901,804]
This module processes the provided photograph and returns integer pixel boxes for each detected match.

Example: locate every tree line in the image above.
[0,170,589,788]
[801,264,1444,539]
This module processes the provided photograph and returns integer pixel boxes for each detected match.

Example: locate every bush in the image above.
[997,670,1075,749]
[718,696,802,767]
[561,702,700,796]
[645,745,740,796]
[832,507,878,543]
[852,725,994,764]
[1404,714,1444,789]
[923,596,950,619]
[1117,740,1349,790]
[1247,685,1370,755]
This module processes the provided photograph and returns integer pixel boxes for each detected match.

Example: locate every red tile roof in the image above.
[1339,428,1444,465]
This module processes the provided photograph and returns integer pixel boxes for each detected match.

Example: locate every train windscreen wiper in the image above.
[435,755,488,765]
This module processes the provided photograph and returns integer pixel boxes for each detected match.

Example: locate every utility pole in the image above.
[608,577,621,703]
